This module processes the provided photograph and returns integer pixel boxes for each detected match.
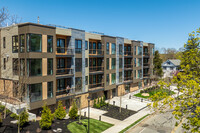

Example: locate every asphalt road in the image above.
[126,109,185,133]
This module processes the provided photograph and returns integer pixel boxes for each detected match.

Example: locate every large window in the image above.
[57,38,65,53]
[106,74,109,85]
[13,58,18,75]
[106,58,109,70]
[85,76,88,85]
[134,46,136,55]
[12,36,19,53]
[75,58,82,72]
[138,46,142,55]
[75,40,82,53]
[106,42,109,54]
[57,79,65,91]
[47,58,53,75]
[119,58,122,68]
[47,35,53,52]
[111,58,116,69]
[134,70,136,79]
[111,43,116,54]
[85,58,88,67]
[27,34,42,52]
[47,81,53,98]
[111,73,116,84]
[20,59,25,76]
[85,41,88,50]
[119,44,123,55]
[119,72,122,83]
[20,34,25,53]
[138,70,142,79]
[134,58,136,67]
[75,77,82,92]
[27,59,42,76]
[28,83,42,102]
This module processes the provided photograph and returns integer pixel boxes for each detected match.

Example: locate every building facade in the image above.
[0,23,155,113]
[162,59,180,78]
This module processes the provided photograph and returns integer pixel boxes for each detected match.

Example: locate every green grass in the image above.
[119,114,149,133]
[134,88,175,99]
[67,118,113,133]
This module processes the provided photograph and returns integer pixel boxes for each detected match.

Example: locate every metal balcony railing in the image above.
[56,68,74,75]
[89,82,104,89]
[89,49,104,55]
[124,64,132,68]
[124,51,132,56]
[124,77,132,81]
[89,66,104,72]
[56,87,75,96]
[143,52,149,56]
[56,47,74,55]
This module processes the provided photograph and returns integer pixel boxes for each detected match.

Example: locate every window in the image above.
[20,34,25,52]
[75,77,82,92]
[119,58,122,68]
[134,58,136,67]
[75,58,82,72]
[20,59,25,76]
[57,79,65,91]
[27,59,42,76]
[57,38,65,53]
[106,42,109,54]
[138,70,142,79]
[138,46,142,55]
[75,40,82,53]
[47,35,53,52]
[134,46,136,55]
[119,44,123,55]
[28,83,42,102]
[111,58,116,69]
[85,76,88,85]
[13,58,18,75]
[27,34,42,52]
[134,70,136,79]
[85,58,88,67]
[3,58,6,70]
[152,48,155,55]
[85,41,88,50]
[106,58,109,70]
[138,58,142,67]
[111,43,116,54]
[12,36,19,53]
[47,58,53,75]
[106,74,109,85]
[3,37,6,48]
[111,73,116,84]
[47,81,53,98]
[119,72,122,83]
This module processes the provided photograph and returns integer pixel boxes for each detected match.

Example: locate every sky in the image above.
[1,0,200,50]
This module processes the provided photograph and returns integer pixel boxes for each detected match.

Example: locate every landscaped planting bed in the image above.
[99,105,137,121]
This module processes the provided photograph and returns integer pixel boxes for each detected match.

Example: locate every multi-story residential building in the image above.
[0,22,155,114]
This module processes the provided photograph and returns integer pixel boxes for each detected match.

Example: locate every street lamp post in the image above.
[87,96,91,133]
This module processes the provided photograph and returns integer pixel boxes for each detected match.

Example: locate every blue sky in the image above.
[1,0,200,50]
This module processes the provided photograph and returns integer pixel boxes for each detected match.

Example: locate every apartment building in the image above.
[0,23,155,114]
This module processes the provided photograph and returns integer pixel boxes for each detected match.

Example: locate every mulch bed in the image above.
[97,105,137,121]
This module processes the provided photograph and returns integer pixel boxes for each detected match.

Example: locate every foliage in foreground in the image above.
[69,100,78,119]
[149,28,200,132]
[18,110,29,127]
[67,118,113,133]
[0,113,2,127]
[153,50,163,79]
[93,96,107,108]
[39,104,54,130]
[54,101,66,120]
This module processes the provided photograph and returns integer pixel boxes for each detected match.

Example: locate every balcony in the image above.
[89,66,104,72]
[56,68,74,76]
[88,82,104,92]
[56,47,74,55]
[124,64,132,69]
[143,52,149,57]
[56,87,75,99]
[143,63,149,68]
[124,51,133,56]
[89,49,104,56]
[124,77,133,84]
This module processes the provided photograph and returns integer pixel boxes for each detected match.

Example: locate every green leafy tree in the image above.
[40,104,53,130]
[0,113,2,127]
[100,97,103,107]
[150,28,200,133]
[153,50,163,79]
[54,101,66,120]
[93,99,97,108]
[18,110,29,128]
[69,100,78,119]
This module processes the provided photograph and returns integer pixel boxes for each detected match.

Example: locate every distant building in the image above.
[162,59,181,78]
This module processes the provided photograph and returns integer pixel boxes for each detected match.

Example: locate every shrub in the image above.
[18,110,29,127]
[97,97,100,105]
[0,105,5,111]
[103,95,106,106]
[10,113,19,119]
[100,97,103,107]
[93,99,97,108]
[0,113,2,127]
[96,104,100,109]
[54,101,67,120]
[39,104,53,130]
[69,100,78,119]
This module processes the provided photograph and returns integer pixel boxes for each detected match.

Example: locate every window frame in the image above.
[47,35,53,53]
[12,35,19,53]
[27,33,42,52]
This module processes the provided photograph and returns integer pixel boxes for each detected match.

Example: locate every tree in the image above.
[69,100,78,119]
[54,101,66,120]
[18,109,29,128]
[150,28,200,133]
[153,50,163,79]
[39,104,54,130]
[0,113,2,127]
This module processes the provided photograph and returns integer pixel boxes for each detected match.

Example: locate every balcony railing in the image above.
[75,48,82,54]
[143,52,149,56]
[89,66,104,72]
[56,68,74,75]
[124,77,132,81]
[56,47,74,55]
[124,51,132,56]
[56,87,75,96]
[89,82,104,89]
[143,63,149,67]
[124,64,132,68]
[89,49,104,55]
